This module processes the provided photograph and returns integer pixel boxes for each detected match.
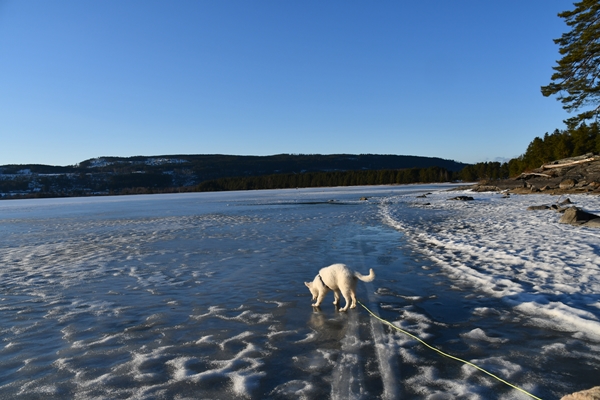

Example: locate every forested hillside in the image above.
[4,121,599,198]
[0,154,467,198]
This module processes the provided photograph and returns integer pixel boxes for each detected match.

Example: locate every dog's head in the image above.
[304,281,318,301]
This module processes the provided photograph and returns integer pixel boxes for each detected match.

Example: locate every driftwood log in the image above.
[541,154,600,170]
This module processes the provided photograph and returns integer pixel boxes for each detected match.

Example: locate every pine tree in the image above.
[541,0,600,127]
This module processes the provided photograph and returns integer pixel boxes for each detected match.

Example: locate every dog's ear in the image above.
[304,282,311,288]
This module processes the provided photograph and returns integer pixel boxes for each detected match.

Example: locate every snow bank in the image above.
[380,191,600,342]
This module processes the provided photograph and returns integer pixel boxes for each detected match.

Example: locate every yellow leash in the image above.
[357,300,543,400]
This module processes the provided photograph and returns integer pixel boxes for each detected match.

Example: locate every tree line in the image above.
[462,122,600,181]
[196,166,456,192]
[4,120,599,197]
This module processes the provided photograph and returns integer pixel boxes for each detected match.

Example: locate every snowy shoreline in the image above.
[380,190,600,343]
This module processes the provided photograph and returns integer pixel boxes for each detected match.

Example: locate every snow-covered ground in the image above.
[381,190,600,342]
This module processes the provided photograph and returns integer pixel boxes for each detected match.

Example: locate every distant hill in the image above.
[0,153,468,198]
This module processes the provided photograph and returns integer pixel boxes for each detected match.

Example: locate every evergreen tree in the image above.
[541,0,600,127]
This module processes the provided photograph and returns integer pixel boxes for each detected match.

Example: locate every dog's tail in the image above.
[355,268,375,282]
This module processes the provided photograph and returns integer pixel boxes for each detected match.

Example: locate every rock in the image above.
[560,179,577,189]
[416,194,427,198]
[559,207,600,226]
[472,185,500,192]
[559,198,573,205]
[559,207,584,224]
[448,196,474,201]
[527,205,550,210]
[540,185,552,191]
[585,219,600,228]
[561,386,600,400]
[359,197,368,201]
[511,187,536,194]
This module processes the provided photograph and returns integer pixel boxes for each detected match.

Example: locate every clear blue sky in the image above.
[0,0,576,166]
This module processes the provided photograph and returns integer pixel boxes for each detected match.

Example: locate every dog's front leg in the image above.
[312,292,325,307]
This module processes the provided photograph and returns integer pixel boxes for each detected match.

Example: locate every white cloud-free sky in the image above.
[0,0,576,166]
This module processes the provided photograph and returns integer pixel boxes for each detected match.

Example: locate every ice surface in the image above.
[0,186,598,398]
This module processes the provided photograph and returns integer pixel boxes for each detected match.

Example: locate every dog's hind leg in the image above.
[348,280,359,309]
[339,290,353,312]
[349,291,357,309]
[333,289,341,306]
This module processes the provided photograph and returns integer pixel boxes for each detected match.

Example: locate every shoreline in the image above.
[458,181,600,196]
[462,154,600,196]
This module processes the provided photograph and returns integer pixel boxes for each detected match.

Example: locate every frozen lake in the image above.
[1,185,599,399]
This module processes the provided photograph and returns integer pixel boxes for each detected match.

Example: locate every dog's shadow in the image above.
[308,305,348,341]
[311,304,342,313]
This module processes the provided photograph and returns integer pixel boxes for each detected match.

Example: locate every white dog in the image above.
[305,263,375,311]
